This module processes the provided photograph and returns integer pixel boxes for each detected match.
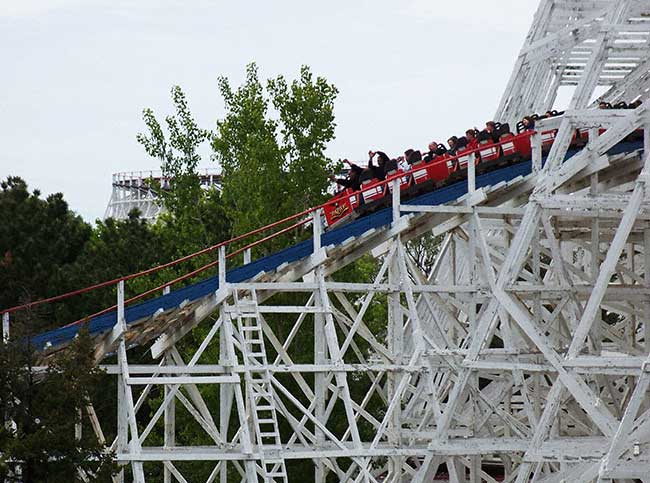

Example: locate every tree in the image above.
[212,63,287,240]
[0,326,116,482]
[137,86,229,255]
[0,177,92,332]
[268,65,338,212]
[212,63,338,243]
[61,210,172,320]
[136,85,208,222]
[406,233,442,276]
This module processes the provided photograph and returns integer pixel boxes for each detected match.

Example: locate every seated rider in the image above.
[424,141,447,162]
[329,159,362,191]
[368,150,388,181]
[404,149,422,165]
[465,129,479,150]
[521,116,535,131]
[447,136,459,156]
[485,121,500,143]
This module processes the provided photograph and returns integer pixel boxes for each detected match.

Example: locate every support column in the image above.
[116,372,127,483]
[387,236,404,480]
[590,171,602,356]
[314,292,326,483]
[645,228,650,354]
[163,352,176,483]
[2,312,8,343]
[218,324,235,483]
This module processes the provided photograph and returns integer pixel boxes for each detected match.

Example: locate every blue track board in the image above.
[33,141,643,350]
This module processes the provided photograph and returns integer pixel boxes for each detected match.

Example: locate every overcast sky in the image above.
[0,0,541,221]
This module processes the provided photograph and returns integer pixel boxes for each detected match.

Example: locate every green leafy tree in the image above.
[61,210,173,319]
[212,63,286,240]
[406,233,442,276]
[212,63,338,243]
[137,86,229,255]
[136,86,208,222]
[0,177,92,331]
[268,65,338,212]
[0,326,116,482]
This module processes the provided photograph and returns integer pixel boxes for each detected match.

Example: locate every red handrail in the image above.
[2,206,315,316]
[62,217,310,327]
[3,130,536,322]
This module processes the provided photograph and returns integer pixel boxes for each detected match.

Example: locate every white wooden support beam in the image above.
[313,208,322,253]
[391,178,400,223]
[105,280,128,351]
[218,245,226,288]
[75,408,82,441]
[645,120,650,158]
[468,153,476,195]
[538,107,646,195]
[163,368,176,483]
[314,280,327,483]
[568,183,644,358]
[116,375,127,483]
[600,356,650,477]
[2,312,8,344]
[531,132,542,174]
[113,280,146,483]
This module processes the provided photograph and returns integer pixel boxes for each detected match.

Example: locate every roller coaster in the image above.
[4,1,650,482]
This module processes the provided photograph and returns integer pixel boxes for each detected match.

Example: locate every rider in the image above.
[329,159,363,191]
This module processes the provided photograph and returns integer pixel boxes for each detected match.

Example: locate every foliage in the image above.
[212,63,338,247]
[0,326,116,482]
[136,86,208,223]
[60,211,171,321]
[0,177,92,332]
[137,86,229,254]
[406,233,442,276]
[212,63,287,240]
[267,65,339,212]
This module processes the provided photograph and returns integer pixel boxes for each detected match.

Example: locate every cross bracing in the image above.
[104,169,222,222]
[496,0,650,124]
[5,1,650,482]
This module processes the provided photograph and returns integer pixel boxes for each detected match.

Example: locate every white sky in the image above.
[0,0,540,221]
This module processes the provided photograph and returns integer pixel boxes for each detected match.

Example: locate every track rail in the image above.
[13,135,644,355]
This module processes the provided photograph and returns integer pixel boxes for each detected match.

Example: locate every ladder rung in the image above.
[260,432,280,438]
[258,418,276,425]
[250,376,268,382]
[250,375,269,381]
[266,470,287,477]
[252,383,270,389]
[257,405,274,411]
[236,299,257,305]
[251,384,271,392]
[264,458,285,464]
[262,444,283,450]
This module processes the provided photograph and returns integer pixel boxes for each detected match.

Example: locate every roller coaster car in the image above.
[323,131,539,229]
[323,188,360,228]
[323,124,613,229]
[359,169,386,204]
